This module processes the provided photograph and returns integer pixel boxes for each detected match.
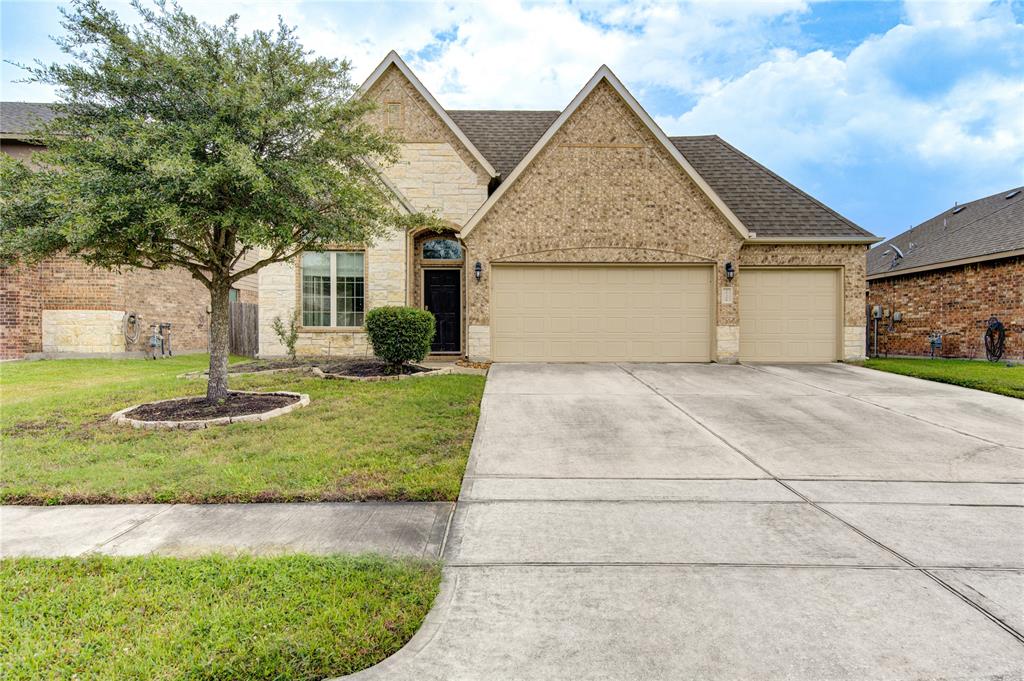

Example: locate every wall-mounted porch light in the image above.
[474,261,483,281]
[724,262,735,280]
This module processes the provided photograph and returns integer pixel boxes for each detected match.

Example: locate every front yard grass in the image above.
[0,554,440,680]
[862,357,1024,399]
[0,355,485,504]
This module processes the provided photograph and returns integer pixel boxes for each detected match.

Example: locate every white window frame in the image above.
[301,250,365,329]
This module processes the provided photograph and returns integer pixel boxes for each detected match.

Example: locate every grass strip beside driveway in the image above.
[1,355,485,504]
[862,357,1024,398]
[0,554,440,681]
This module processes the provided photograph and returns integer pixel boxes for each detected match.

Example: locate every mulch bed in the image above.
[230,358,428,378]
[125,392,299,422]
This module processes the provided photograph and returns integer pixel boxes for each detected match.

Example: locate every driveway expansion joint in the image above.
[614,362,1024,645]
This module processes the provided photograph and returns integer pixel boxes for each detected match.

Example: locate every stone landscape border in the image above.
[178,364,467,381]
[110,391,310,430]
[310,366,454,382]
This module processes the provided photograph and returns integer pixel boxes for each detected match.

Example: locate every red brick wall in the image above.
[0,254,215,358]
[38,254,123,309]
[0,263,44,359]
[122,267,211,353]
[866,255,1024,360]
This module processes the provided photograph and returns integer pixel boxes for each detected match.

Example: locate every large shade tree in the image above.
[0,0,435,401]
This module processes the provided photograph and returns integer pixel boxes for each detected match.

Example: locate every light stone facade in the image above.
[42,310,124,354]
[257,229,406,358]
[388,144,488,226]
[257,63,489,358]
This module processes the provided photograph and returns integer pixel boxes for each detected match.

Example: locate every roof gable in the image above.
[458,66,750,240]
[358,51,497,178]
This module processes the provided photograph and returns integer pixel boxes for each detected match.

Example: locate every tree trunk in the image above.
[207,279,231,402]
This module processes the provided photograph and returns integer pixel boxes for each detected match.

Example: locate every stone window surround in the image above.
[294,247,368,332]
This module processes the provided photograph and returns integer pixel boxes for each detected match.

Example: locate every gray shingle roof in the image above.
[867,187,1024,278]
[0,102,59,138]
[447,109,870,239]
[0,102,876,240]
[447,110,560,178]
[670,136,873,239]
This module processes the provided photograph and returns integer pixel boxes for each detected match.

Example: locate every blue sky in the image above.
[2,0,1022,239]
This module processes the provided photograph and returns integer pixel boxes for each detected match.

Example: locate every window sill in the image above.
[299,326,365,333]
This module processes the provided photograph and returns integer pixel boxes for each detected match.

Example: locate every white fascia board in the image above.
[358,51,497,179]
[459,65,751,240]
[745,236,883,245]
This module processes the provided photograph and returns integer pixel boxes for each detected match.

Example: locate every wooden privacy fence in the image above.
[228,302,259,358]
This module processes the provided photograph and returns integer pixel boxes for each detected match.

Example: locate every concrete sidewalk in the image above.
[0,502,453,559]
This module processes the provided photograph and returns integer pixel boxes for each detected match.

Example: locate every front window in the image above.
[301,251,365,327]
[422,238,463,260]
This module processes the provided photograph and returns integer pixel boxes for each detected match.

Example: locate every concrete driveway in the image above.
[348,363,1024,680]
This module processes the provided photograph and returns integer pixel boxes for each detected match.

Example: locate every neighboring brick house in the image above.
[867,187,1024,360]
[258,52,879,363]
[0,102,260,359]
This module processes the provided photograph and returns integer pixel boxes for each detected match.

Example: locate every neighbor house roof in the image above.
[0,101,58,139]
[867,187,1024,279]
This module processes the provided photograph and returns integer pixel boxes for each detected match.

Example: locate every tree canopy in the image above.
[0,0,439,400]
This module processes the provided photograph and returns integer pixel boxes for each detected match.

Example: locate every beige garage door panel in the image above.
[491,266,712,362]
[740,268,839,362]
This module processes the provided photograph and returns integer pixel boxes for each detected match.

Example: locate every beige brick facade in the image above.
[42,310,123,354]
[461,80,746,361]
[257,229,408,358]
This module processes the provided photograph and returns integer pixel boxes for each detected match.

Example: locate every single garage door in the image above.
[491,265,712,362]
[739,268,839,362]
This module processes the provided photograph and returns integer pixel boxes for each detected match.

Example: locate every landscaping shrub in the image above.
[271,311,300,360]
[365,306,435,371]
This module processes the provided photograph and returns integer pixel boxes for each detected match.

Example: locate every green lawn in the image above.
[862,358,1024,399]
[0,355,485,504]
[0,554,440,680]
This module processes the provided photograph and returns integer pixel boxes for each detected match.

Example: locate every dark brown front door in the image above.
[424,269,460,353]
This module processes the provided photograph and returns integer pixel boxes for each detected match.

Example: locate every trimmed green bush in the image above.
[365,306,435,370]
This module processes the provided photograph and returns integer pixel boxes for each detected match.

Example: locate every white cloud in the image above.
[661,2,1024,191]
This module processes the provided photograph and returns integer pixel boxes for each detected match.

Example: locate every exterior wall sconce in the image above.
[474,261,483,281]
[724,262,735,280]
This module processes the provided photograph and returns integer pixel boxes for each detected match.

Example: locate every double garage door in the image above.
[490,265,839,363]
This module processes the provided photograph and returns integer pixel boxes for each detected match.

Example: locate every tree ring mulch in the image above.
[110,391,309,430]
